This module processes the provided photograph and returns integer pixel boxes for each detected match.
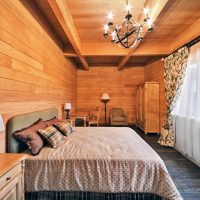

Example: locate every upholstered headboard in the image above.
[6,108,58,153]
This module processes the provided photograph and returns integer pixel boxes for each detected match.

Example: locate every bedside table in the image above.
[65,118,73,126]
[0,153,28,200]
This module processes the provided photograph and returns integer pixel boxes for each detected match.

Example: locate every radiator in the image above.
[172,115,200,167]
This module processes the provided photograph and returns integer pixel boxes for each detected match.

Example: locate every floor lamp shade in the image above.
[101,93,110,125]
[101,93,110,101]
[0,114,5,132]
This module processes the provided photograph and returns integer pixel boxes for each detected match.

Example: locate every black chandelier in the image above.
[103,0,153,48]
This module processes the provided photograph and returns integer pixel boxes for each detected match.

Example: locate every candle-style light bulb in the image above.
[143,7,149,15]
[111,31,116,41]
[147,18,152,26]
[104,24,109,33]
[147,18,153,32]
[108,12,113,20]
[125,4,132,12]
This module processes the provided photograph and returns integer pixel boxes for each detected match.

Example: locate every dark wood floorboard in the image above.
[131,126,200,200]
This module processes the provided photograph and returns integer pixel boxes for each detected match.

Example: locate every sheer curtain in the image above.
[172,42,200,166]
[172,42,200,119]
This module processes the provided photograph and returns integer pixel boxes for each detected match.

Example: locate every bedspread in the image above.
[24,127,182,200]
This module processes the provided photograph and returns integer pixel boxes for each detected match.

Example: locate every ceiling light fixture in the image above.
[103,0,153,48]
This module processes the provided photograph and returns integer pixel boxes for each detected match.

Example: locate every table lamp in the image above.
[0,114,5,132]
[64,103,72,119]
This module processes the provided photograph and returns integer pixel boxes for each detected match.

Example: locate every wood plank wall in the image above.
[0,1,77,152]
[145,60,166,132]
[77,67,145,124]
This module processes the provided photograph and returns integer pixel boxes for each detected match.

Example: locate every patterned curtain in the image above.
[158,46,189,146]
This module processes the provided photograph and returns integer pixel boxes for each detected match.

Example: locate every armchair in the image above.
[109,108,128,126]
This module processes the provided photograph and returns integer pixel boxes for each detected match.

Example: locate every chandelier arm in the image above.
[127,16,129,46]
[129,38,139,48]
[125,28,141,48]
[115,27,137,44]
[116,32,129,48]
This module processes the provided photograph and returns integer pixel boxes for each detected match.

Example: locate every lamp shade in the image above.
[0,114,5,132]
[64,103,72,110]
[101,93,110,100]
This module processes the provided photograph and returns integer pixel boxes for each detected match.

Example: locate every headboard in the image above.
[6,108,58,153]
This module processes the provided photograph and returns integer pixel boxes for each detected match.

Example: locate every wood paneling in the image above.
[0,1,77,152]
[145,60,166,132]
[77,67,145,124]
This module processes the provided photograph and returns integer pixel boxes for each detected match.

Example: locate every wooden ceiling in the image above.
[67,0,147,43]
[34,0,200,70]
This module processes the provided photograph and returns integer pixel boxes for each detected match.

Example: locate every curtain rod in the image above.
[186,35,200,48]
[162,35,200,60]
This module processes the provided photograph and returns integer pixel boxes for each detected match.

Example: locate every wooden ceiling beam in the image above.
[46,0,89,70]
[118,0,169,71]
[63,52,78,57]
[72,41,170,56]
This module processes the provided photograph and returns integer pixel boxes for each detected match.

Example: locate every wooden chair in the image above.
[88,107,101,126]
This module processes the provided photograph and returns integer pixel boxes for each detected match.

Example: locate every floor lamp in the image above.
[101,93,110,125]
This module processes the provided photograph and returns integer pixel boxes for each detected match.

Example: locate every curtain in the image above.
[172,42,200,119]
[158,46,189,146]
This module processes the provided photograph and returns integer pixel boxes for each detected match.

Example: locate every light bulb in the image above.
[125,4,132,11]
[104,24,109,33]
[112,31,116,40]
[108,12,113,20]
[143,7,149,15]
[147,19,153,26]
[146,19,153,31]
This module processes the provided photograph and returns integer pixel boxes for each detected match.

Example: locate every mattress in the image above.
[24,127,182,200]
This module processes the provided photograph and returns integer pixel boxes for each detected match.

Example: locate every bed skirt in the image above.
[25,191,162,200]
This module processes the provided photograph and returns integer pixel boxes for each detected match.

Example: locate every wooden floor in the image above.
[132,126,200,200]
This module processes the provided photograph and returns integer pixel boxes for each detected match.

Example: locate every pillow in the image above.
[44,117,60,126]
[54,119,73,136]
[38,126,66,148]
[13,119,47,155]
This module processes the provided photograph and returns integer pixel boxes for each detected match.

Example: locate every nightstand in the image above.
[0,153,28,200]
[65,118,73,126]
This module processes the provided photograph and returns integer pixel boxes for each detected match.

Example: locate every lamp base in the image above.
[101,100,109,125]
[65,109,70,119]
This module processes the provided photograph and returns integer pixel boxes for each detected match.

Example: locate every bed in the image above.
[6,108,182,200]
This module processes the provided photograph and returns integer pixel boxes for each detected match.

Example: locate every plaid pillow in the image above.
[38,126,66,148]
[54,120,73,136]
[13,119,47,155]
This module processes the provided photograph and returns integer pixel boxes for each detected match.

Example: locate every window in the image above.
[172,42,200,120]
